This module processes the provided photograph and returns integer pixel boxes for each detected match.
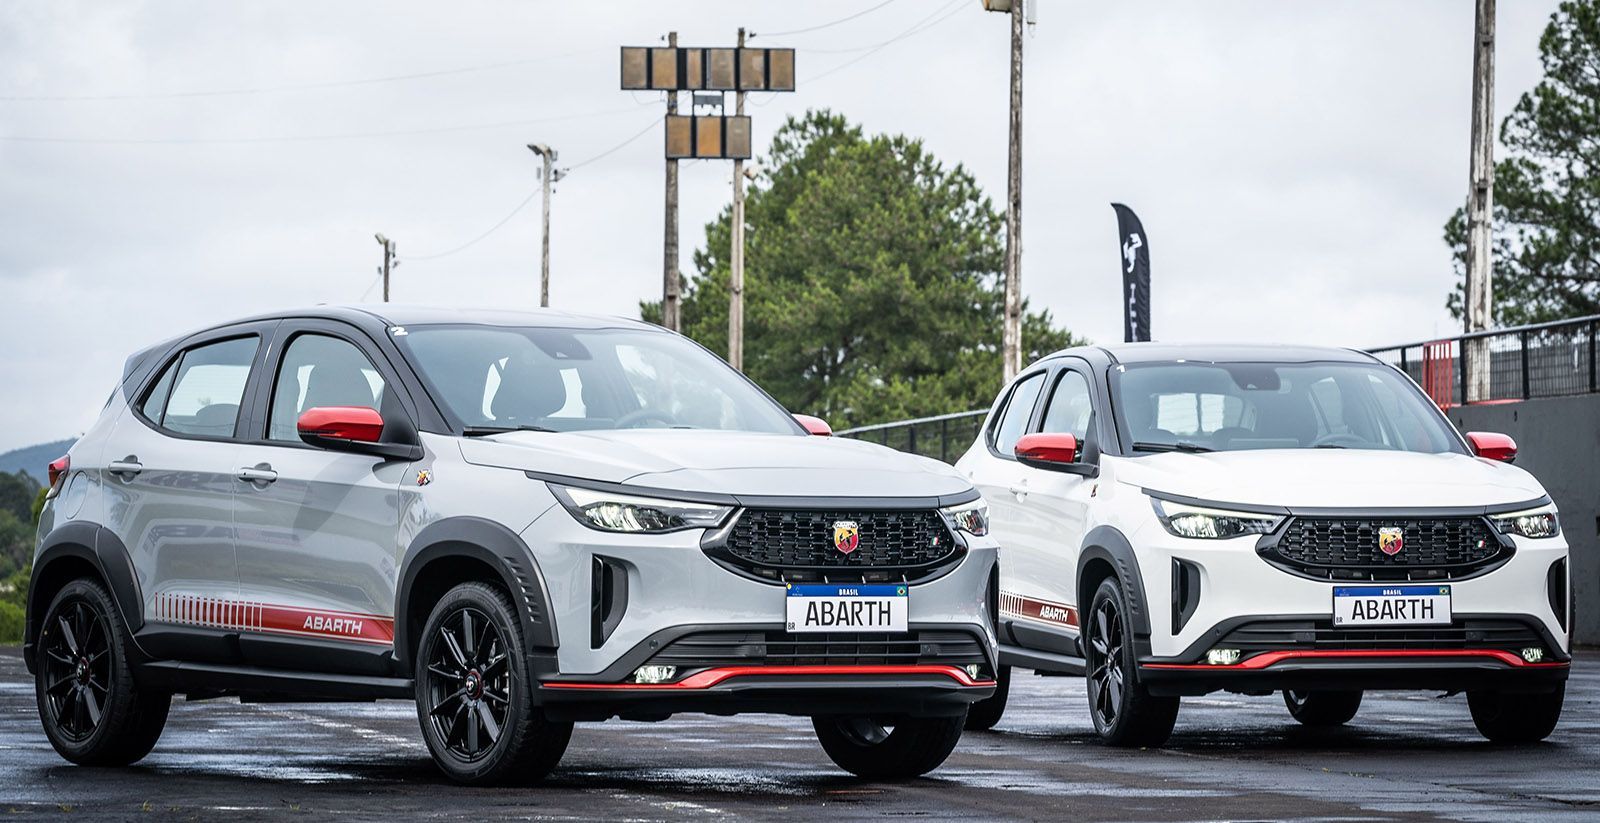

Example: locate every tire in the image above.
[1283,690,1362,727]
[1468,686,1564,744]
[1083,577,1179,747]
[813,713,967,779]
[35,578,170,766]
[415,582,573,785]
[964,665,1010,731]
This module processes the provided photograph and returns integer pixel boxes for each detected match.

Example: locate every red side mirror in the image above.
[298,406,385,444]
[1015,432,1078,465]
[1466,431,1517,463]
[794,414,832,436]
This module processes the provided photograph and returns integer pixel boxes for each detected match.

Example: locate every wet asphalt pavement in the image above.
[2,647,1597,821]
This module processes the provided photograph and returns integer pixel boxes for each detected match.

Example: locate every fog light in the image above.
[1521,647,1545,664]
[630,665,677,684]
[965,664,984,680]
[1206,648,1242,666]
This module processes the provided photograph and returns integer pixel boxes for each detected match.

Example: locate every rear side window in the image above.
[991,372,1046,456]
[143,337,258,438]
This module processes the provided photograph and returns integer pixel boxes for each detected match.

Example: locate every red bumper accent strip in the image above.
[542,664,995,690]
[1143,648,1570,671]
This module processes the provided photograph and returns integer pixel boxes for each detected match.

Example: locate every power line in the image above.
[0,46,611,102]
[406,116,661,261]
[806,0,968,83]
[754,0,902,38]
[768,0,965,55]
[0,106,644,146]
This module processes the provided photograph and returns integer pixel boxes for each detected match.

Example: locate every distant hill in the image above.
[0,439,76,484]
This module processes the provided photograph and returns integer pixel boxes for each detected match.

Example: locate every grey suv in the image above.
[27,306,999,784]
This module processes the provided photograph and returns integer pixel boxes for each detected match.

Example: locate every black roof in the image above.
[1044,342,1377,367]
[224,304,660,334]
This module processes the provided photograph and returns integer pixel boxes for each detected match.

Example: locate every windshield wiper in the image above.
[461,424,558,436]
[1132,441,1214,453]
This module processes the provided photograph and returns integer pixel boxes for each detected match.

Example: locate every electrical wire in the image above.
[0,46,611,102]
[405,116,661,261]
[0,106,643,145]
[753,0,902,38]
[805,0,968,83]
[766,0,965,55]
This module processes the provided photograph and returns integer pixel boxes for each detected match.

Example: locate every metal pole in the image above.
[527,144,557,308]
[663,31,682,332]
[540,150,553,308]
[375,233,394,303]
[1521,329,1531,399]
[729,27,748,371]
[1464,0,1496,402]
[1001,0,1025,381]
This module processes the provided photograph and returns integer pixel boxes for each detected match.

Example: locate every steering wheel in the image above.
[613,408,678,429]
[1309,432,1371,449]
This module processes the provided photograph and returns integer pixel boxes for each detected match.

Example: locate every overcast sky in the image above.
[0,0,1563,451]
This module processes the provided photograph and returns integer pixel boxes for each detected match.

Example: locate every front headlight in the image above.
[1151,498,1282,540]
[940,500,989,537]
[549,484,733,534]
[1492,506,1560,539]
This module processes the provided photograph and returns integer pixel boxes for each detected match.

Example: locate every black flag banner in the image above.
[1111,203,1150,342]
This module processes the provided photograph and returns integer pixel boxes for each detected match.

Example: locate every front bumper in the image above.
[520,504,1000,717]
[1139,649,1569,696]
[540,664,995,721]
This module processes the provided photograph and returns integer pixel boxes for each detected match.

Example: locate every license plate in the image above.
[785,584,908,633]
[1333,585,1451,626]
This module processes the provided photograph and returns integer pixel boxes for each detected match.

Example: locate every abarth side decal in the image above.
[1000,590,1080,630]
[152,591,395,646]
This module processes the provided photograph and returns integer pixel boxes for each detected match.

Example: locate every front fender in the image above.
[1077,525,1152,639]
[395,516,558,670]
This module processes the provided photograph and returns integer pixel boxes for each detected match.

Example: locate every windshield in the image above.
[397,324,801,435]
[1109,361,1465,455]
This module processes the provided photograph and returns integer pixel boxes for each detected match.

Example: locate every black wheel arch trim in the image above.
[27,521,144,672]
[395,516,559,670]
[1076,526,1152,640]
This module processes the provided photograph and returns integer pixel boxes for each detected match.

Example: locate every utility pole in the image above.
[729,27,748,372]
[1464,0,1496,402]
[528,143,563,308]
[662,31,682,332]
[374,233,396,303]
[1002,0,1025,381]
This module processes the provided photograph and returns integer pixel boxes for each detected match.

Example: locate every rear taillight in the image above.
[46,455,69,498]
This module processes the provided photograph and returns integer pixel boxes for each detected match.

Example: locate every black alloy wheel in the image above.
[1081,577,1180,747]
[41,597,112,742]
[423,605,511,761]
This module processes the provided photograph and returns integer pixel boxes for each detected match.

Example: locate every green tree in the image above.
[1445,1,1600,325]
[645,110,1082,428]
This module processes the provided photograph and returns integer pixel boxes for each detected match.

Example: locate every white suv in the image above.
[956,343,1569,745]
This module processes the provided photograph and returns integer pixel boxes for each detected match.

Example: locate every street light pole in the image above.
[729,27,748,372]
[528,143,561,308]
[997,0,1025,381]
[374,233,396,303]
[1464,0,1496,402]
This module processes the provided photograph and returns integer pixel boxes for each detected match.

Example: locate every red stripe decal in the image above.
[543,664,994,691]
[1143,648,1570,671]
[151,592,394,646]
[999,590,1079,628]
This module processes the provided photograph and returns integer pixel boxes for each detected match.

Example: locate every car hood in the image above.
[456,429,973,500]
[1115,448,1548,510]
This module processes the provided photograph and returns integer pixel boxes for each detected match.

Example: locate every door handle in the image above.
[106,458,142,478]
[236,464,278,484]
[1008,478,1029,499]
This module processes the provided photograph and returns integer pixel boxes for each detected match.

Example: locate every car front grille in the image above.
[645,629,988,670]
[709,508,961,583]
[1259,516,1510,581]
[1212,617,1551,656]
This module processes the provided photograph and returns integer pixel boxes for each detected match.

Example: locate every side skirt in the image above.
[999,643,1086,676]
[138,660,413,701]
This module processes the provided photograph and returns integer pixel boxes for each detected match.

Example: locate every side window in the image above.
[148,337,258,437]
[991,372,1046,456]
[1041,370,1094,441]
[268,334,387,442]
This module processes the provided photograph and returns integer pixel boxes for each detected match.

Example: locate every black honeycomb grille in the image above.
[1262,516,1509,580]
[723,509,957,571]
